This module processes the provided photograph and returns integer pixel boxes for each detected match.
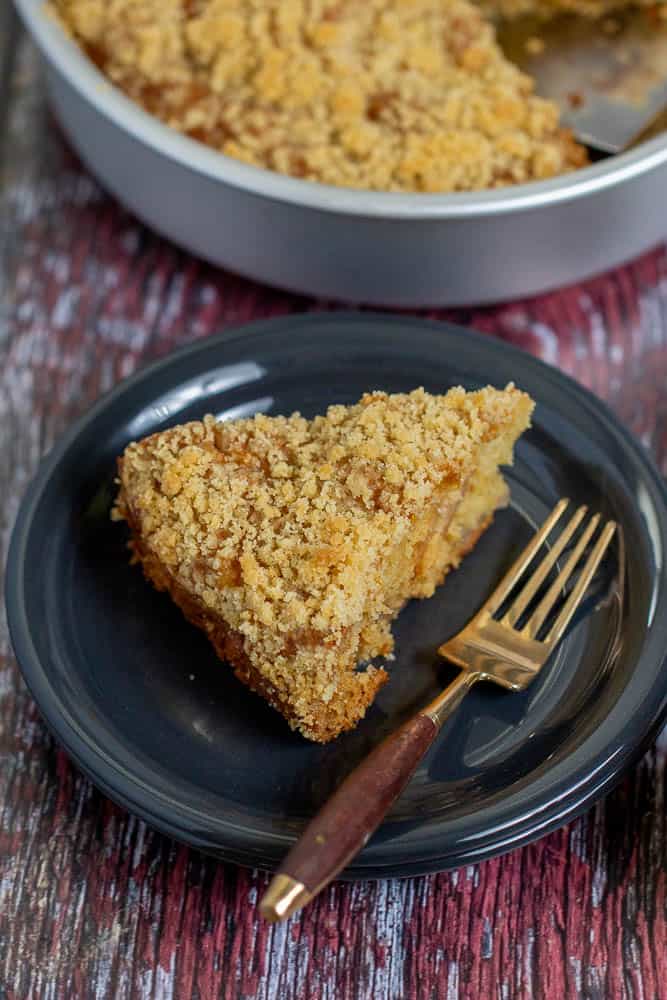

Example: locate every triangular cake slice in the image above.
[114,386,534,741]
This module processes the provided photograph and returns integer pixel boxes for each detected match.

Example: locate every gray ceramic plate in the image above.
[6,314,667,876]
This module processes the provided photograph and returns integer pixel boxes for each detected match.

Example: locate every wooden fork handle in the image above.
[260,671,475,922]
[260,713,437,921]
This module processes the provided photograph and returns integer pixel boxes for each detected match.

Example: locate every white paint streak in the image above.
[591,856,607,908]
[523,927,535,994]
[590,311,606,358]
[569,956,583,995]
[569,822,586,862]
[641,288,665,348]
[52,288,80,330]
[153,957,175,1000]
[529,322,559,364]
[369,880,407,1000]
[262,918,287,998]
[445,960,459,1000]
[481,916,493,959]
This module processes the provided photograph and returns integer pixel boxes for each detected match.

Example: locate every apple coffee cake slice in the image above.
[113,386,534,742]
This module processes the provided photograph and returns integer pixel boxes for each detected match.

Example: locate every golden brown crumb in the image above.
[114,386,534,741]
[51,0,586,192]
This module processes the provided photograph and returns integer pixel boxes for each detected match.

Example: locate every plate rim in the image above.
[6,311,667,877]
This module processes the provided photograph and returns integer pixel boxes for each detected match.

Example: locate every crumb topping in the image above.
[52,0,586,192]
[116,386,527,631]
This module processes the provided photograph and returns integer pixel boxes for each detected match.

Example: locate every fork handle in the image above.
[260,671,473,922]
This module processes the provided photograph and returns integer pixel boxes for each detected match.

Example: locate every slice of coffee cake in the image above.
[114,386,533,741]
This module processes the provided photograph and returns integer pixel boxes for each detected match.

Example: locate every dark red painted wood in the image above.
[0,28,665,1000]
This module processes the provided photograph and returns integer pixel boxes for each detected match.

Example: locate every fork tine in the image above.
[481,499,569,618]
[522,514,600,638]
[545,521,617,648]
[503,504,588,627]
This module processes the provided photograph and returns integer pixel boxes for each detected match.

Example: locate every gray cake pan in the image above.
[15,0,667,307]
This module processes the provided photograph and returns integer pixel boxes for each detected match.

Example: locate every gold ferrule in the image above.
[422,669,477,729]
[259,874,312,923]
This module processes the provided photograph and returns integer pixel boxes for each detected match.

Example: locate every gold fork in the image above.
[260,500,617,923]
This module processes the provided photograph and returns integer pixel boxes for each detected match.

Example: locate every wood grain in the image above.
[0,31,665,1000]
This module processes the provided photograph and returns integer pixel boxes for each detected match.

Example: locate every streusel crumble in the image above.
[114,386,534,741]
[52,0,587,192]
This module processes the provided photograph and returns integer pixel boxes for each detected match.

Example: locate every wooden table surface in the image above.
[1,17,666,1000]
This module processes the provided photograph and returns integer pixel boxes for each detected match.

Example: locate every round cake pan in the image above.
[15,0,667,307]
